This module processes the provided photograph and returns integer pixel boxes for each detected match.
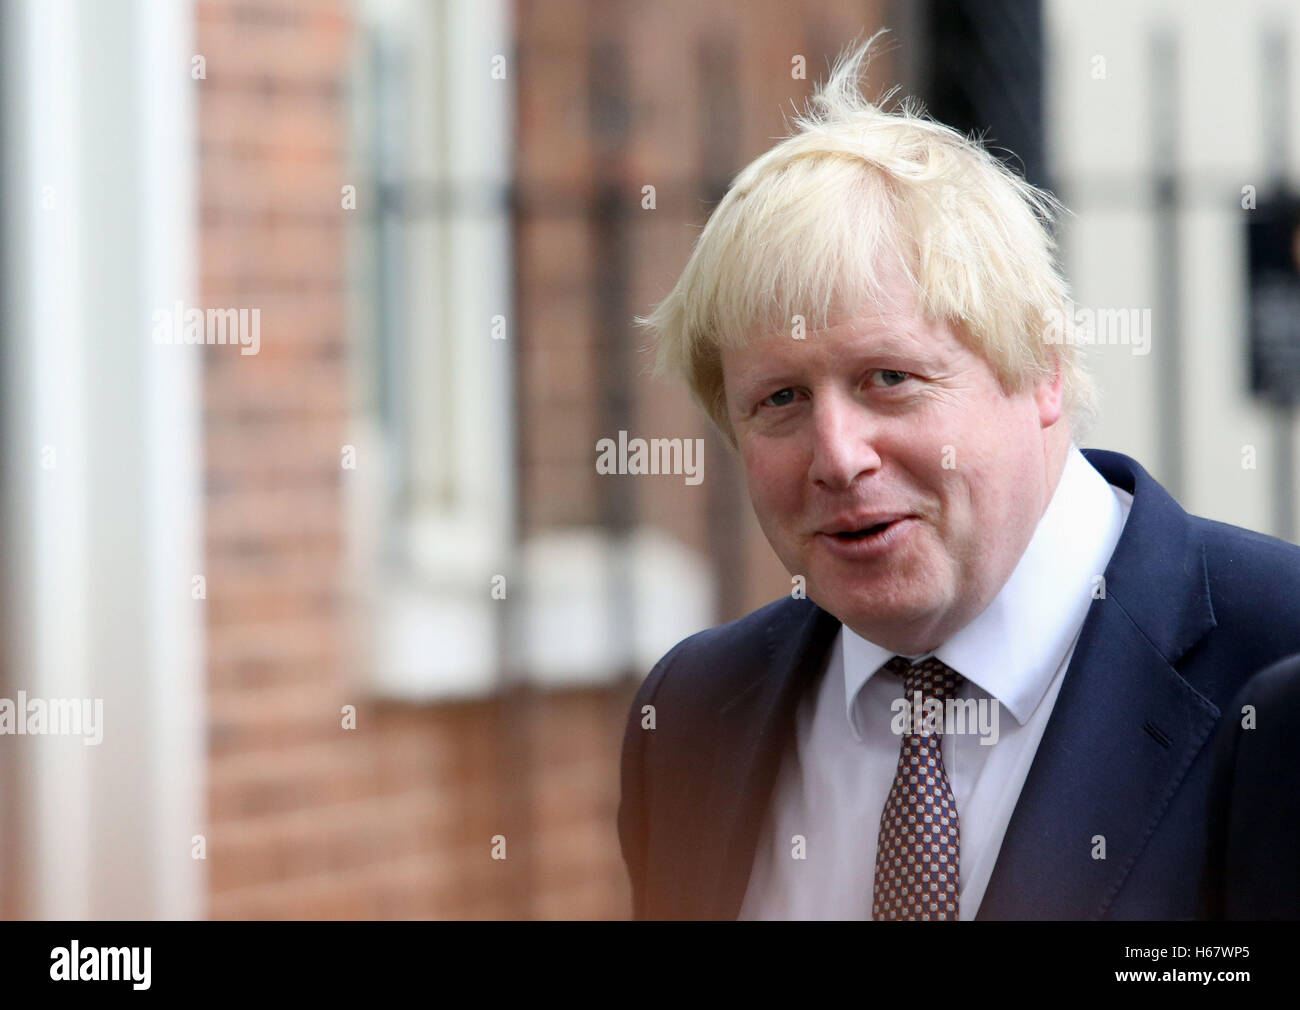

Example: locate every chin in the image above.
[814,579,943,632]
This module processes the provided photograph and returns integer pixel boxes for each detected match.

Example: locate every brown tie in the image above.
[872,655,965,920]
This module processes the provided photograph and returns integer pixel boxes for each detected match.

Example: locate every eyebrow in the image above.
[735,333,934,389]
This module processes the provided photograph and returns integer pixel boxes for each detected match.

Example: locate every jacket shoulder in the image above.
[1197,513,1300,567]
[1179,515,1300,701]
[624,594,809,720]
[1195,514,1300,618]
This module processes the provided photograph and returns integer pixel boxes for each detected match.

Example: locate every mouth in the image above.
[815,516,917,558]
[831,520,896,540]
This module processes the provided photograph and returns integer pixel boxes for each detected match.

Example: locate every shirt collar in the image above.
[841,443,1131,740]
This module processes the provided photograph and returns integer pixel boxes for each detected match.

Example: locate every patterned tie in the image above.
[872,655,966,921]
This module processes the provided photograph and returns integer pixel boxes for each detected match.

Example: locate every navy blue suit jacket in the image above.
[617,449,1300,919]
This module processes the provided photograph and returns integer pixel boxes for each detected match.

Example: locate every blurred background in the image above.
[2,0,1299,919]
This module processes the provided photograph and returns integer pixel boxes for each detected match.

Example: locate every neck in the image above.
[1042,425,1072,507]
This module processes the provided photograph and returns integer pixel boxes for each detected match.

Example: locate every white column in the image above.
[0,0,204,919]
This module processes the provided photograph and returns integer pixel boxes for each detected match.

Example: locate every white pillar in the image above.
[0,0,204,919]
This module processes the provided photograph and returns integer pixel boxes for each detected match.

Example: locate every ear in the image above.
[1034,361,1065,429]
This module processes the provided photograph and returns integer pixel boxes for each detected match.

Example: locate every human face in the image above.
[721,274,1068,656]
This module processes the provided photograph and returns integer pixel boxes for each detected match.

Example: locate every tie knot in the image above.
[883,655,965,704]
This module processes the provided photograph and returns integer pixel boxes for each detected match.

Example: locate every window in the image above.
[347,0,514,697]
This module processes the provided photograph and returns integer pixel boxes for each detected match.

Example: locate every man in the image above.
[618,36,1300,920]
[1203,651,1300,920]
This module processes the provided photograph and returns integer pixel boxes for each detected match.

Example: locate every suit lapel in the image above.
[976,450,1219,919]
[700,597,840,919]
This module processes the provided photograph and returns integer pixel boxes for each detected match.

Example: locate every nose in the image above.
[807,388,882,491]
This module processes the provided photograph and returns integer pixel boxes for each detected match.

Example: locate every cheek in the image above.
[941,411,1040,535]
[937,388,1037,468]
[742,445,803,526]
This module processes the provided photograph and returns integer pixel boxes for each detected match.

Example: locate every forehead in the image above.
[721,307,954,375]
[721,245,936,359]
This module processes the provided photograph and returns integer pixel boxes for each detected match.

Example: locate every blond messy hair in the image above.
[635,30,1096,450]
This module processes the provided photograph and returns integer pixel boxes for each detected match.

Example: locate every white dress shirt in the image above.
[738,444,1133,920]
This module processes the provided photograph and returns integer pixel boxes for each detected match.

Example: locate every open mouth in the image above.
[833,520,894,540]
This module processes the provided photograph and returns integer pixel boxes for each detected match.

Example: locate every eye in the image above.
[761,387,798,408]
[870,369,911,388]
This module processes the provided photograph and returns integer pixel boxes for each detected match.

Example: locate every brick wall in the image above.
[199,0,523,919]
